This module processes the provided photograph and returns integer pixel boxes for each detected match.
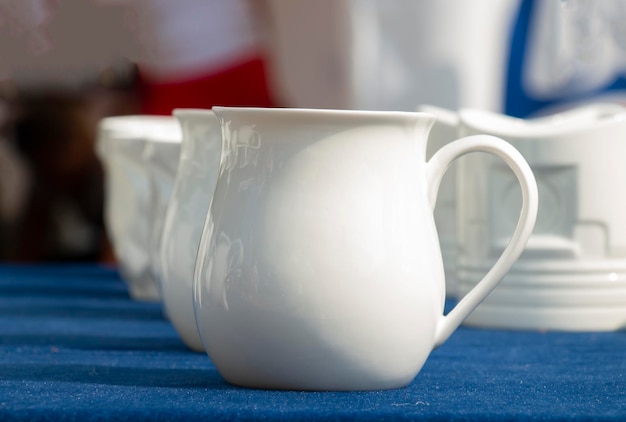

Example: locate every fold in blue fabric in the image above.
[0,264,624,421]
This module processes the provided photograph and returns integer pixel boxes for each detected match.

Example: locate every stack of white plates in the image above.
[458,259,626,331]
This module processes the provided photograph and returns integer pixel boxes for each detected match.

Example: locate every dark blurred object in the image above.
[0,0,277,263]
[0,63,141,262]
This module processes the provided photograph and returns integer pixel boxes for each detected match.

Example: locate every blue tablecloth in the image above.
[0,264,624,421]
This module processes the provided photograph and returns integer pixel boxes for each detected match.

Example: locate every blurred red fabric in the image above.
[136,55,276,115]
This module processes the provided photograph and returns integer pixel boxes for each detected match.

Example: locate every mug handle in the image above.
[426,135,538,347]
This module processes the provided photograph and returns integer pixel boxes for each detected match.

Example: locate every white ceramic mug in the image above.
[452,104,626,331]
[192,107,538,391]
[157,109,221,352]
[96,115,181,301]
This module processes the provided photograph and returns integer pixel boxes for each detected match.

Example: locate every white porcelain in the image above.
[457,259,626,286]
[193,107,538,391]
[417,105,459,298]
[449,103,626,331]
[461,302,626,332]
[157,109,221,352]
[457,280,626,308]
[144,126,182,301]
[96,116,181,301]
[421,103,626,301]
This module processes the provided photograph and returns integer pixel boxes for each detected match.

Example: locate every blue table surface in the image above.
[0,264,624,422]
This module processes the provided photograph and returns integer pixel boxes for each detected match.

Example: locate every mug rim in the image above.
[211,106,437,127]
[99,115,182,143]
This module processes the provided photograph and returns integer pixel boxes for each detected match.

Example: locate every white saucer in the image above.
[457,279,626,306]
[457,257,626,286]
[456,259,626,331]
[457,267,626,288]
[462,302,626,331]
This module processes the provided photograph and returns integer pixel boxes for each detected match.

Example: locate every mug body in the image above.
[158,109,221,352]
[98,134,151,299]
[97,116,180,301]
[144,133,182,300]
[194,108,445,390]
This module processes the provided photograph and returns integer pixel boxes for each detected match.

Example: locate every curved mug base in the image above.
[218,370,417,392]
